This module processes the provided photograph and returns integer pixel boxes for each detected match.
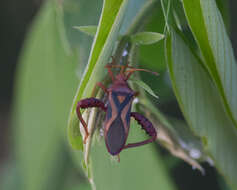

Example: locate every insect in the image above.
[76,59,157,156]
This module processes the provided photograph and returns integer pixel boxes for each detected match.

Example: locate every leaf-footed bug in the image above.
[76,58,158,156]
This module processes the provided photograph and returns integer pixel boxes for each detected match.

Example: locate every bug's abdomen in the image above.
[104,91,133,155]
[106,115,127,155]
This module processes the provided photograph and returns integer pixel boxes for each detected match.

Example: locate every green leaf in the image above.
[130,79,159,99]
[182,0,237,129]
[216,0,230,30]
[0,163,21,190]
[166,29,237,189]
[67,0,130,151]
[73,25,97,36]
[68,112,83,150]
[63,0,102,64]
[13,1,78,189]
[90,122,176,190]
[138,5,166,72]
[130,32,165,45]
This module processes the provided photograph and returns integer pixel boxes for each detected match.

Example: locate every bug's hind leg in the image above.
[123,112,157,149]
[77,98,107,144]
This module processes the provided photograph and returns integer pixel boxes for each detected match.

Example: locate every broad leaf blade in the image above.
[166,29,237,189]
[130,32,165,45]
[182,0,237,129]
[14,1,78,189]
[90,122,176,190]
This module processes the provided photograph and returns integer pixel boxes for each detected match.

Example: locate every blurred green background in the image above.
[0,0,237,189]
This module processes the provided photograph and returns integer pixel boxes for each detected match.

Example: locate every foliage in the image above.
[2,0,237,190]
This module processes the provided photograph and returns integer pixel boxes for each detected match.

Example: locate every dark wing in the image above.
[106,116,126,155]
[105,91,133,155]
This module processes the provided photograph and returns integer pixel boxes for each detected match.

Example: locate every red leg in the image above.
[125,68,159,80]
[97,82,108,93]
[123,112,157,149]
[91,82,108,97]
[105,65,115,81]
[77,98,107,143]
[104,56,118,81]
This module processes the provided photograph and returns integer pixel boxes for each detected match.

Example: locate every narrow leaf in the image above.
[73,25,97,36]
[130,32,165,45]
[131,79,159,99]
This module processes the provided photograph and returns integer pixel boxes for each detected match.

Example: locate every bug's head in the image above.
[115,73,127,81]
[105,62,158,84]
[112,73,128,86]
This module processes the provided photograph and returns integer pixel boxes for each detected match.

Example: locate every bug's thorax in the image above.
[108,73,133,94]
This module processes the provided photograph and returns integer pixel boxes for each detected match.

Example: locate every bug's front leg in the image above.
[123,112,157,149]
[77,98,107,144]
